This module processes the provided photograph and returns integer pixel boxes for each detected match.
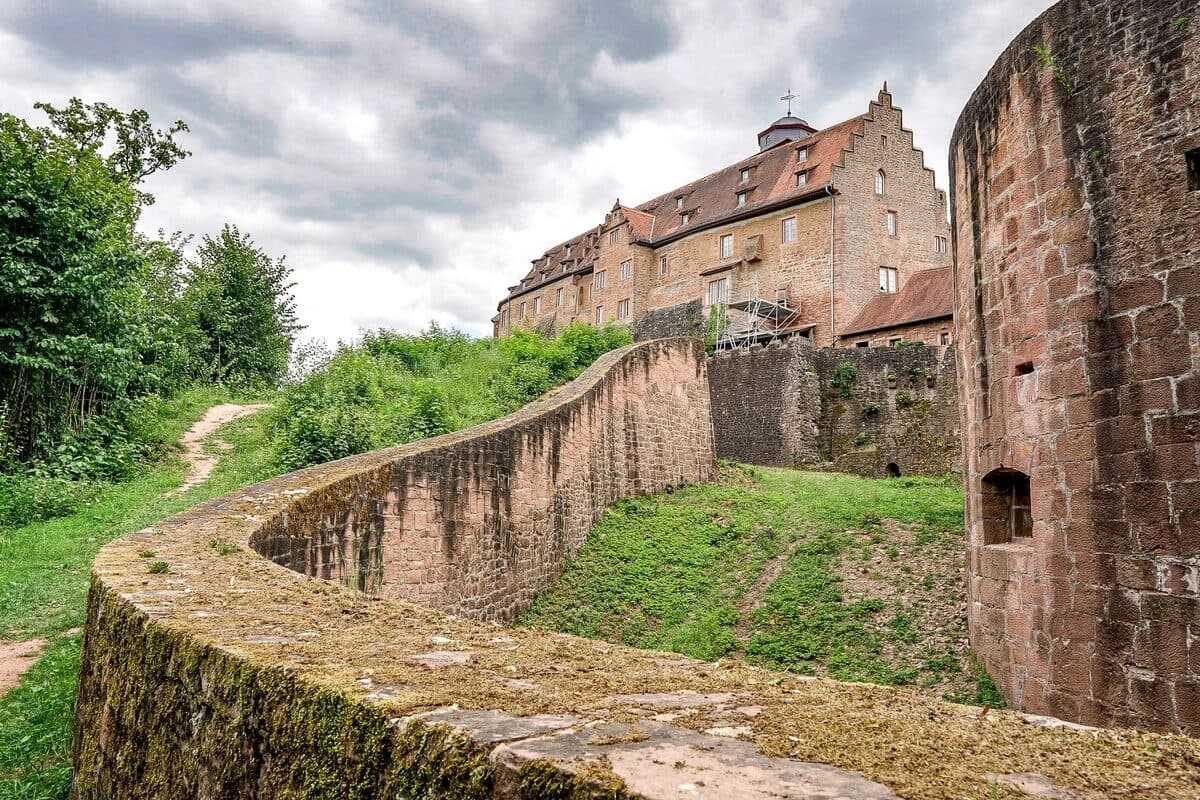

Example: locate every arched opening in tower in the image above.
[980,468,1032,544]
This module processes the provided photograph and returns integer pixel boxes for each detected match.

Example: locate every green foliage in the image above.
[0,391,280,795]
[523,466,969,692]
[831,362,857,398]
[272,323,630,471]
[703,305,727,352]
[860,401,881,417]
[1033,44,1074,95]
[146,560,168,574]
[895,391,914,408]
[853,431,868,447]
[1,100,294,517]
[179,225,299,387]
[1174,16,1190,31]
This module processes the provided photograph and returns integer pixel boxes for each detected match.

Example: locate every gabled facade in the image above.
[493,86,952,347]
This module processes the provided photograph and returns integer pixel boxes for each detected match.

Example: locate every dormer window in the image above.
[682,212,691,225]
[740,167,751,182]
[676,197,684,209]
[796,171,808,187]
[796,146,808,161]
[736,191,748,206]
[564,244,572,256]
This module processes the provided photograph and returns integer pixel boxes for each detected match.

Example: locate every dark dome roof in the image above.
[770,115,811,127]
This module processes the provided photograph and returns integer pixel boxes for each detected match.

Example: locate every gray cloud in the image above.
[0,0,1054,340]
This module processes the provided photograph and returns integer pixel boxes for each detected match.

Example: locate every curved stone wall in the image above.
[72,337,1200,799]
[951,0,1200,732]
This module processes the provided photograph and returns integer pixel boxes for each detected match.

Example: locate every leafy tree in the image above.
[180,225,300,387]
[33,98,189,205]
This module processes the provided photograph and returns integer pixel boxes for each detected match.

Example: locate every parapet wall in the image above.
[70,337,1200,798]
[707,341,960,477]
[951,0,1200,733]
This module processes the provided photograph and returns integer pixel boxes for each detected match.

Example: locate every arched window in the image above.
[875,170,886,195]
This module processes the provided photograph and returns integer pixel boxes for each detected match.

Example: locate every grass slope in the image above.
[521,463,1001,706]
[0,388,278,799]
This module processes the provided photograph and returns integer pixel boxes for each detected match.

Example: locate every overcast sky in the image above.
[0,0,1052,344]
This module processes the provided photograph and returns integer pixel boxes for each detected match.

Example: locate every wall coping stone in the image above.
[72,338,1200,799]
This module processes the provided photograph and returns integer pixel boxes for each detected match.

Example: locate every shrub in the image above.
[831,362,858,398]
[0,473,99,528]
[861,401,881,417]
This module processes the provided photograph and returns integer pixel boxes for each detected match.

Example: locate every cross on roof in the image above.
[779,88,798,116]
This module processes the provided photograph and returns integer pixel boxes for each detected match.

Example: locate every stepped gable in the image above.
[840,266,953,336]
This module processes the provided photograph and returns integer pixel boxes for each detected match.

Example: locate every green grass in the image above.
[522,463,999,704]
[0,387,280,798]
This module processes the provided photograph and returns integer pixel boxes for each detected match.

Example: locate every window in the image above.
[940,331,951,346]
[889,337,903,347]
[676,196,685,209]
[659,256,668,276]
[782,216,796,243]
[706,277,729,305]
[796,171,808,187]
[886,210,897,236]
[520,301,527,318]
[1187,148,1200,191]
[617,298,631,320]
[981,469,1033,543]
[595,305,604,324]
[556,287,564,307]
[608,229,618,244]
[881,134,888,148]
[875,170,886,195]
[720,234,733,259]
[934,235,948,253]
[740,167,750,182]
[796,146,808,162]
[682,212,691,225]
[533,297,540,314]
[619,259,632,280]
[594,270,607,289]
[856,341,870,348]
[736,191,747,206]
[564,244,572,256]
[879,266,898,293]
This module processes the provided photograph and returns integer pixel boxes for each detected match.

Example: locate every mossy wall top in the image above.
[71,336,1200,799]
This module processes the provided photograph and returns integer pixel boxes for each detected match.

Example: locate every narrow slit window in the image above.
[1188,148,1200,191]
[982,469,1033,544]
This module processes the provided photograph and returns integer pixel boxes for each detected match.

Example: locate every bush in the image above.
[271,323,631,471]
[0,473,99,528]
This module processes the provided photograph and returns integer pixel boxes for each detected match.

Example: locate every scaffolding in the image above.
[713,287,810,352]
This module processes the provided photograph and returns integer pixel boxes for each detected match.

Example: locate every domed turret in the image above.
[759,90,818,151]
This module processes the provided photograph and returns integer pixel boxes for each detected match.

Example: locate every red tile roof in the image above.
[632,114,864,243]
[839,266,954,336]
[500,113,867,306]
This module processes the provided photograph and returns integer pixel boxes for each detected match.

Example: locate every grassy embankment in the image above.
[0,387,277,799]
[522,462,1001,705]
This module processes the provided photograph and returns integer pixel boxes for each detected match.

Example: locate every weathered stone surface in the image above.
[708,341,959,476]
[951,0,1200,734]
[495,721,900,799]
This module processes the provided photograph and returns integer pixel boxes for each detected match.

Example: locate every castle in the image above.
[493,87,954,348]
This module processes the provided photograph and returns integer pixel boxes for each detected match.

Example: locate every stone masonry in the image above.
[707,341,960,478]
[952,0,1200,733]
[70,337,1200,798]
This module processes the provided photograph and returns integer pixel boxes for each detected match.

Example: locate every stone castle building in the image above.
[493,86,954,348]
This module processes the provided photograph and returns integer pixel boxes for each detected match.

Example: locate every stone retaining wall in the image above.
[72,337,1200,798]
[707,341,960,477]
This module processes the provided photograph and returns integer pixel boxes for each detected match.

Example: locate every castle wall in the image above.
[951,0,1200,733]
[707,342,960,477]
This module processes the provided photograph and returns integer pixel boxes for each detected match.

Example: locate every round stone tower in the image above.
[950,0,1200,733]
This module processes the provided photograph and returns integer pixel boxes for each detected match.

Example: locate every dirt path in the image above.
[174,403,270,494]
[0,639,46,696]
[733,538,804,643]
